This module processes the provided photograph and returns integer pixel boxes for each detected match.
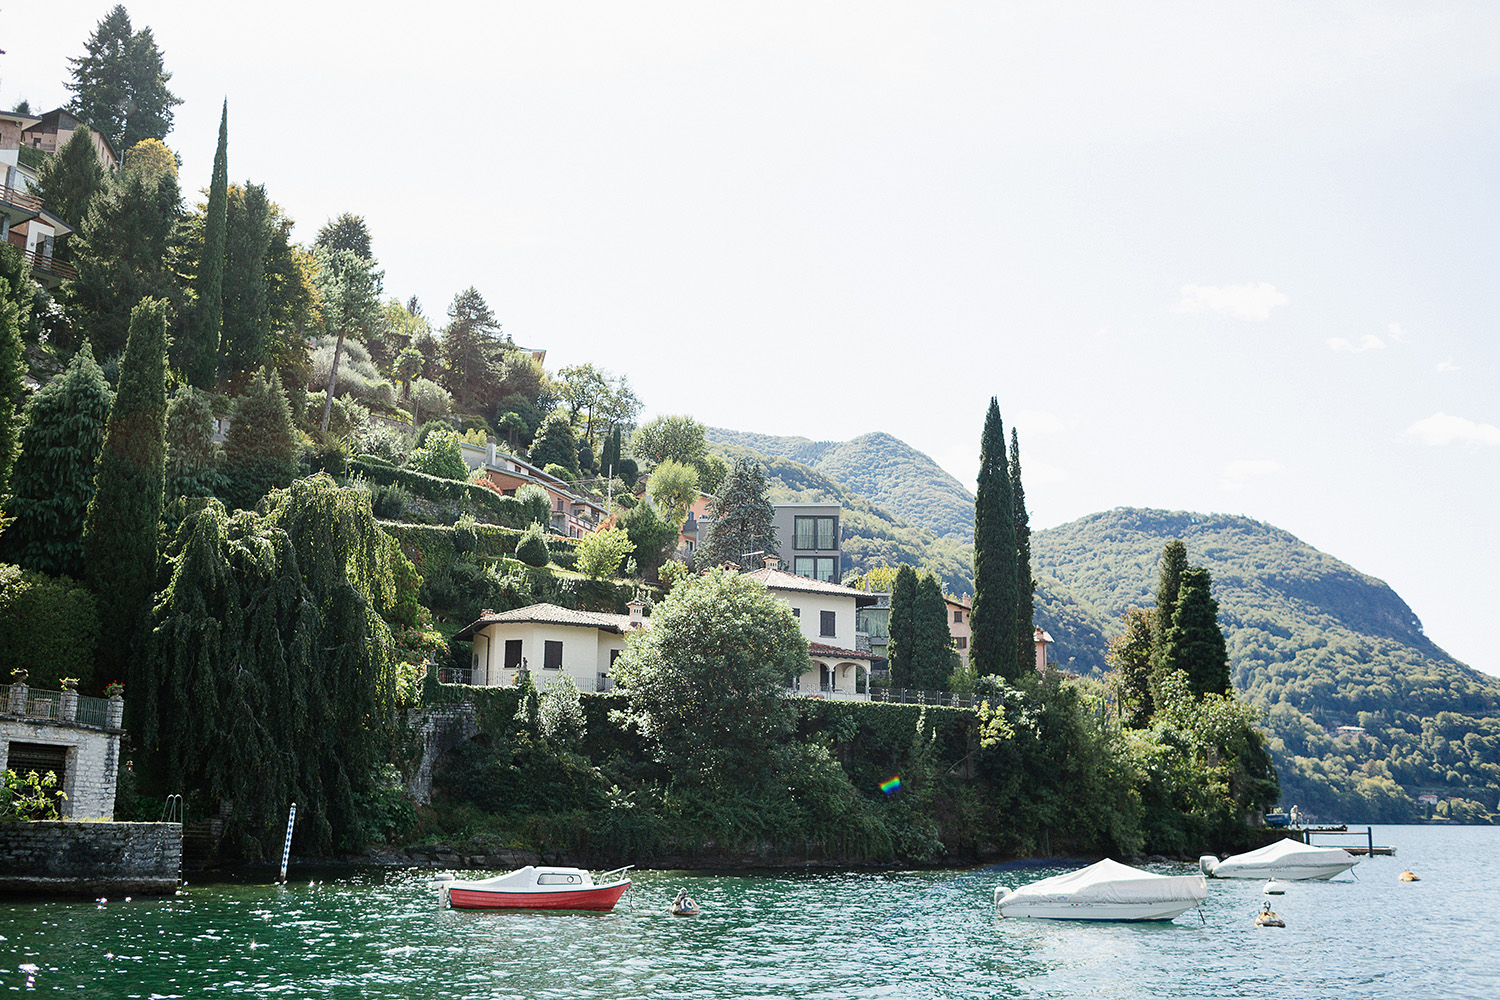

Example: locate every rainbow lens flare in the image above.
[880,776,902,795]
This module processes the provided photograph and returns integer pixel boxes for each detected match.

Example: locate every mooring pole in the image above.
[279,802,297,882]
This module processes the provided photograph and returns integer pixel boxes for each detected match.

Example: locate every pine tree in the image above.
[1160,566,1231,698]
[221,370,297,511]
[886,564,920,689]
[441,287,502,410]
[163,386,224,501]
[1150,539,1189,677]
[528,412,580,475]
[187,102,228,389]
[83,298,168,689]
[0,278,23,494]
[912,573,957,690]
[31,125,106,243]
[315,213,373,261]
[220,182,273,375]
[698,457,778,570]
[65,6,182,153]
[0,344,113,576]
[970,397,1018,679]
[1010,426,1034,676]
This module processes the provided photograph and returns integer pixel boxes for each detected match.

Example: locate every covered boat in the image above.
[1200,838,1358,881]
[993,859,1208,921]
[444,865,632,911]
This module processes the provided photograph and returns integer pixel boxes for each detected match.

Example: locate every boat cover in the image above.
[1001,859,1208,907]
[1211,838,1355,877]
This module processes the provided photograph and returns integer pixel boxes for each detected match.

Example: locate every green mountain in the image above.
[706,429,975,542]
[1031,508,1500,823]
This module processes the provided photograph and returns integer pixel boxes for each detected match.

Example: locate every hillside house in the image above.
[772,502,842,583]
[0,110,76,289]
[744,558,878,700]
[459,441,607,538]
[946,596,972,669]
[452,601,647,692]
[20,108,119,170]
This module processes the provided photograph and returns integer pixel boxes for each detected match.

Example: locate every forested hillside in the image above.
[707,428,975,542]
[1031,508,1500,823]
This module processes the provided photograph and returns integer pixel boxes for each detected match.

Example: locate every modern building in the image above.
[452,601,648,692]
[771,502,842,583]
[743,557,878,700]
[459,441,608,538]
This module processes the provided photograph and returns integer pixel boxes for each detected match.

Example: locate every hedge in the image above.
[0,564,101,693]
[349,457,530,527]
[382,521,581,579]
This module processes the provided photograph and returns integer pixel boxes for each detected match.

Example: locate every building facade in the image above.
[744,559,877,700]
[452,602,646,692]
[771,502,842,583]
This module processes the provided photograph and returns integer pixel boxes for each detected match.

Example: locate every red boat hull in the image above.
[447,880,631,911]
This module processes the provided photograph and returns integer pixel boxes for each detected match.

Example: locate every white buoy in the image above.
[279,802,297,882]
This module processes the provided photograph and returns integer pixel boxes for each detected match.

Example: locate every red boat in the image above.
[443,865,632,911]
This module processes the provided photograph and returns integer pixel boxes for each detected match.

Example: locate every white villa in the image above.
[452,601,647,692]
[742,558,879,701]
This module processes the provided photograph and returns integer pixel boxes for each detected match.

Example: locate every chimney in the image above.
[763,555,780,571]
[480,608,494,618]
[627,599,645,626]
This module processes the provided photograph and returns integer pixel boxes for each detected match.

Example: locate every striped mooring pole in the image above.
[279,803,297,882]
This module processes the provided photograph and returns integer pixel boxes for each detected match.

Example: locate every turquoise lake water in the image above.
[1,825,1495,998]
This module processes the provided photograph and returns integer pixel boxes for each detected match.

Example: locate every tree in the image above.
[186,102,228,389]
[529,411,579,476]
[576,525,633,580]
[82,298,167,688]
[0,278,22,494]
[698,457,777,569]
[612,568,808,786]
[514,484,551,526]
[514,523,550,567]
[220,370,297,511]
[315,213,373,261]
[1151,539,1189,677]
[31,125,105,241]
[647,459,699,532]
[65,5,182,153]
[220,182,273,375]
[600,426,622,478]
[441,287,503,410]
[970,398,1018,679]
[163,386,224,501]
[694,452,729,498]
[0,344,112,577]
[312,247,383,434]
[394,347,424,400]
[912,574,956,690]
[121,138,176,183]
[617,500,676,579]
[1108,608,1155,728]
[887,564,920,688]
[631,414,706,468]
[408,426,468,480]
[1160,566,1231,698]
[1011,427,1035,676]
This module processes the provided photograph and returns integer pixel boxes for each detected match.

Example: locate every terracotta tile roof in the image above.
[808,642,877,661]
[454,603,643,641]
[742,567,879,605]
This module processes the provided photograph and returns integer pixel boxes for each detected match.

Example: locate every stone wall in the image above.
[0,718,119,820]
[0,822,181,896]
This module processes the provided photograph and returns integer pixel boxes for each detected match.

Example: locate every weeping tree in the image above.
[145,474,399,857]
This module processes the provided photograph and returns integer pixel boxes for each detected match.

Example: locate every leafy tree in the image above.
[0,344,112,577]
[1108,608,1155,728]
[66,163,183,358]
[514,523,550,567]
[576,525,633,580]
[0,564,99,692]
[1150,539,1189,678]
[617,457,639,490]
[440,287,503,411]
[163,386,224,501]
[887,564,919,688]
[631,414,706,468]
[394,347,424,400]
[408,426,468,480]
[694,452,729,498]
[647,458,699,531]
[121,138,176,183]
[698,457,777,569]
[1011,427,1034,675]
[514,484,551,526]
[1161,566,1231,698]
[315,213,373,261]
[407,378,450,425]
[65,5,182,153]
[618,500,676,579]
[529,411,580,476]
[31,125,106,241]
[220,370,297,511]
[186,102,229,389]
[971,398,1018,679]
[312,247,383,434]
[613,568,809,785]
[0,279,22,494]
[220,182,273,375]
[82,298,167,688]
[912,574,956,690]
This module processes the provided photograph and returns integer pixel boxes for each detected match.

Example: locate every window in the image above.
[794,556,837,582]
[953,610,963,624]
[543,640,563,670]
[609,649,622,665]
[794,516,837,551]
[504,640,523,669]
[820,610,836,637]
[791,607,800,618]
[536,873,582,885]
[957,636,968,650]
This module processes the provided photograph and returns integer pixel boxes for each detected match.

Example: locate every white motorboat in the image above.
[443,865,632,910]
[994,858,1208,921]
[1200,838,1358,881]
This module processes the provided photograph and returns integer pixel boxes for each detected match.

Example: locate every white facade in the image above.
[744,564,876,700]
[457,604,641,693]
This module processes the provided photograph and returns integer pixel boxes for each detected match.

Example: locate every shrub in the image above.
[576,526,633,580]
[409,427,469,481]
[515,484,551,526]
[371,483,410,520]
[0,564,100,691]
[543,462,573,483]
[515,523,551,567]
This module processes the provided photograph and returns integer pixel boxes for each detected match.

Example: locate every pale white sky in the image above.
[6,3,1498,675]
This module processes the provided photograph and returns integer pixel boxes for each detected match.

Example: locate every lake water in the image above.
[1,825,1495,998]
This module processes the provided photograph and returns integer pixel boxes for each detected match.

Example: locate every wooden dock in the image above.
[1289,825,1395,856]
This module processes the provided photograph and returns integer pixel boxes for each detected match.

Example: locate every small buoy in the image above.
[1254,903,1285,927]
[1399,870,1420,882]
[1263,879,1286,895]
[669,890,700,916]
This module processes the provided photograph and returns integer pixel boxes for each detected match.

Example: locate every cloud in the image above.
[1387,322,1407,342]
[1171,283,1288,322]
[1436,359,1459,372]
[1327,334,1385,353]
[1402,413,1500,447]
[1220,459,1284,491]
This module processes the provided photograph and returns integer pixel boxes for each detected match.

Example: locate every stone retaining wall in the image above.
[0,822,181,896]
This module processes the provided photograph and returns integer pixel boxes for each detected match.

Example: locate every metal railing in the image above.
[436,666,472,685]
[868,687,982,709]
[0,684,113,727]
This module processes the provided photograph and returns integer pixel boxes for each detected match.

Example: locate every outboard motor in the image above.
[1198,855,1220,877]
[993,886,1012,913]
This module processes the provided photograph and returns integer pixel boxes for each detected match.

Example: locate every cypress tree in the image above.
[1160,566,1231,698]
[970,397,1017,679]
[220,182,273,375]
[83,298,168,690]
[911,573,956,690]
[0,279,22,494]
[1010,426,1034,676]
[1107,608,1156,728]
[188,101,228,389]
[0,344,113,577]
[887,564,920,689]
[1150,539,1189,677]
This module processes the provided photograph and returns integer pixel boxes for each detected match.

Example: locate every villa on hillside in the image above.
[459,441,607,538]
[946,595,972,670]
[0,110,81,289]
[743,557,879,700]
[451,600,648,691]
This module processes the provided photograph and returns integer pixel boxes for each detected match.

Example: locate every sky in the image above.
[5,3,1498,675]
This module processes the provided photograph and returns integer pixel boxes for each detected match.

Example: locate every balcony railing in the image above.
[0,184,43,215]
[0,684,115,728]
[436,666,472,685]
[20,247,75,280]
[868,687,981,709]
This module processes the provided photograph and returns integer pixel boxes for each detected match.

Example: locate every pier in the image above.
[1290,825,1396,856]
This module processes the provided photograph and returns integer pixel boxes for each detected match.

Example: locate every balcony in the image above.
[0,184,43,217]
[21,246,75,282]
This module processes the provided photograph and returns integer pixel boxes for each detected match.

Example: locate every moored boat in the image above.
[994,858,1208,921]
[444,865,632,911]
[1200,838,1358,881]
